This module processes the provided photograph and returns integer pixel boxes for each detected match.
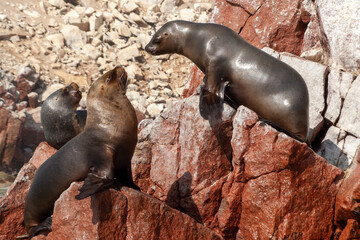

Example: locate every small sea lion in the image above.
[145,20,309,142]
[23,66,139,237]
[41,83,85,149]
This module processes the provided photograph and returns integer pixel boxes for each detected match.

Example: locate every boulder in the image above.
[335,147,360,238]
[133,93,344,239]
[316,0,360,71]
[337,75,360,138]
[0,108,24,169]
[0,142,57,240]
[0,144,222,240]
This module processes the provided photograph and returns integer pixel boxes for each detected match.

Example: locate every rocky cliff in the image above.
[1,0,360,239]
[1,93,360,238]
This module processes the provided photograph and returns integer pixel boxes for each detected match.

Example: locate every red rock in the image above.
[337,219,360,240]
[0,142,56,239]
[182,67,204,98]
[210,0,249,33]
[34,183,224,240]
[1,113,23,168]
[133,95,344,239]
[226,0,263,15]
[335,148,360,236]
[15,64,39,101]
[240,0,308,55]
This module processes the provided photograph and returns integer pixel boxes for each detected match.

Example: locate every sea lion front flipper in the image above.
[17,216,52,238]
[75,171,114,200]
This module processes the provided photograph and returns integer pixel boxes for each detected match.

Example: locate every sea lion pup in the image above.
[41,82,85,149]
[145,20,309,142]
[23,66,139,238]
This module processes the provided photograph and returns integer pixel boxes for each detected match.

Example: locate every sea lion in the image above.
[23,66,139,237]
[41,82,85,149]
[145,20,309,142]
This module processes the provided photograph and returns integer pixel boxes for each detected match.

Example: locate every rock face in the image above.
[0,142,56,239]
[316,0,360,71]
[182,0,360,172]
[133,94,344,239]
[0,94,347,239]
[0,143,222,240]
[334,147,360,239]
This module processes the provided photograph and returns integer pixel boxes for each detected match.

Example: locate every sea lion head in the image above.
[145,20,186,55]
[87,66,128,101]
[54,82,82,105]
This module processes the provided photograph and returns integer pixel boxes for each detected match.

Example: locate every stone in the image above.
[226,0,262,14]
[343,135,360,166]
[118,44,141,61]
[161,0,181,13]
[22,107,45,150]
[146,103,161,117]
[49,0,66,8]
[317,126,348,170]
[179,8,195,22]
[40,84,65,102]
[126,91,140,102]
[82,44,102,60]
[46,34,65,50]
[0,142,57,240]
[210,0,249,33]
[16,101,27,111]
[0,112,23,169]
[194,3,213,12]
[133,93,344,239]
[122,2,139,13]
[126,64,143,80]
[137,33,152,50]
[84,7,95,17]
[116,21,132,38]
[0,143,222,240]
[316,0,360,71]
[60,25,86,50]
[239,0,308,56]
[335,147,360,236]
[280,53,328,141]
[129,13,148,28]
[89,13,104,32]
[337,75,360,138]
[325,69,343,124]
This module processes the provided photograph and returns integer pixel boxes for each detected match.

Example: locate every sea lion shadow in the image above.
[90,189,113,225]
[199,92,233,165]
[316,139,349,170]
[165,171,203,224]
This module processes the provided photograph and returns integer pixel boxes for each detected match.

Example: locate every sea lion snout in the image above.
[145,43,157,55]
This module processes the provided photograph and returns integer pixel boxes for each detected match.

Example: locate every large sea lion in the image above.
[41,82,85,149]
[145,20,309,142]
[23,66,139,237]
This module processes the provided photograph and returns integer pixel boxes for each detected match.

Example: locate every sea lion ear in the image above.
[116,67,128,90]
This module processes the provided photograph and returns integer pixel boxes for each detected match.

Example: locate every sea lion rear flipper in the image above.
[75,172,113,200]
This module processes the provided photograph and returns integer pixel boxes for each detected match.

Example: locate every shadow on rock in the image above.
[199,86,233,165]
[165,172,203,224]
[317,139,349,170]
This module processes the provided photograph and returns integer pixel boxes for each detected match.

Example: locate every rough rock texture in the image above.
[316,0,360,71]
[133,94,344,239]
[0,107,24,170]
[334,147,360,238]
[0,94,349,239]
[0,144,222,240]
[0,142,56,240]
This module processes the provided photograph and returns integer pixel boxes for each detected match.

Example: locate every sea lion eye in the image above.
[63,88,69,93]
[106,77,111,84]
[153,36,161,44]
